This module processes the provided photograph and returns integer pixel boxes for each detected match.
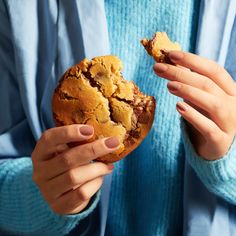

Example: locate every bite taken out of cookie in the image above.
[52,55,156,163]
[141,32,181,63]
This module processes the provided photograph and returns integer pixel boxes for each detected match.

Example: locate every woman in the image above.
[0,0,236,235]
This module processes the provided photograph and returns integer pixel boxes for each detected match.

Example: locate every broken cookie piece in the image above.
[141,32,181,63]
[52,55,156,163]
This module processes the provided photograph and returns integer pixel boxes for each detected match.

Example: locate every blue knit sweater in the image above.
[1,1,236,236]
[104,1,199,235]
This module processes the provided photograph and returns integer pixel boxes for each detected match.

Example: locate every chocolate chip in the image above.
[134,108,143,117]
[97,72,104,77]
[130,130,140,138]
[124,136,135,146]
[138,112,150,124]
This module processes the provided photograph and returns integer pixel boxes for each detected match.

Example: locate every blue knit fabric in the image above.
[1,1,236,235]
[104,1,200,235]
[0,158,100,235]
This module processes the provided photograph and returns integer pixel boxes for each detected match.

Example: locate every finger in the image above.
[167,81,228,127]
[40,137,120,179]
[167,81,228,131]
[176,101,224,143]
[168,51,236,95]
[50,176,103,215]
[43,162,113,199]
[34,125,94,161]
[153,63,224,95]
[176,101,229,159]
[167,81,218,112]
[177,65,190,71]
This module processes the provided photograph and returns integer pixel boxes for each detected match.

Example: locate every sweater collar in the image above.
[75,0,110,59]
[195,0,236,65]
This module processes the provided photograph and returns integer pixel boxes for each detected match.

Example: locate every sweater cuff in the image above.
[0,158,100,235]
[47,190,101,234]
[181,119,236,204]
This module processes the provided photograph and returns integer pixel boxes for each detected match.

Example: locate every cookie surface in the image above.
[141,32,181,63]
[52,55,156,163]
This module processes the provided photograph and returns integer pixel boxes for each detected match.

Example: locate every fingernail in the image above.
[104,137,120,149]
[80,125,94,136]
[169,51,184,61]
[153,63,168,73]
[167,82,181,92]
[107,164,114,170]
[176,102,189,112]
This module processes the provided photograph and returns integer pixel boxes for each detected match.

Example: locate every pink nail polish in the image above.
[104,137,120,149]
[176,102,188,112]
[169,51,184,61]
[108,164,114,170]
[154,63,168,73]
[167,82,181,92]
[80,125,94,136]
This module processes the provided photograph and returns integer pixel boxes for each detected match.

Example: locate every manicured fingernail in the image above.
[104,137,120,149]
[108,164,114,170]
[80,125,94,136]
[167,82,181,92]
[153,63,168,73]
[176,102,189,112]
[169,51,184,61]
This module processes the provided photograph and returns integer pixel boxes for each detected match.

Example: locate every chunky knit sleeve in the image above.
[181,120,236,205]
[0,158,100,235]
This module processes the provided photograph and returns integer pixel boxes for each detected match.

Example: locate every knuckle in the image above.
[206,127,221,142]
[202,79,215,92]
[219,108,229,122]
[62,127,74,139]
[87,143,97,158]
[212,100,222,114]
[66,170,78,186]
[174,68,184,82]
[213,64,224,76]
[40,130,51,144]
[60,153,72,168]
[55,144,69,154]
[77,187,90,202]
[62,125,80,139]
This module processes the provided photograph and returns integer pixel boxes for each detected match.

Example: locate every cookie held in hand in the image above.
[52,55,156,163]
[141,32,181,63]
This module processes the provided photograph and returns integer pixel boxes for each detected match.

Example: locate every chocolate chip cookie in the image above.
[52,55,156,163]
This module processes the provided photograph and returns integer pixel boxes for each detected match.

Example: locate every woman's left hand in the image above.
[153,51,236,161]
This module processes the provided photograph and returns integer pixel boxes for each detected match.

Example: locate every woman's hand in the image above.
[32,124,119,215]
[154,51,236,160]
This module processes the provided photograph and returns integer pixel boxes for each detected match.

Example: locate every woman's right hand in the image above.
[32,124,119,215]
